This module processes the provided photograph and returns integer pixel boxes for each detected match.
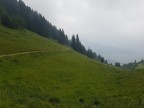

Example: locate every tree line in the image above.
[121,59,144,70]
[71,34,107,63]
[0,0,69,45]
[0,0,107,64]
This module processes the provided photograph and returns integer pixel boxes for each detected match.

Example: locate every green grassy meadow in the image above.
[0,25,65,55]
[136,63,144,69]
[0,25,144,107]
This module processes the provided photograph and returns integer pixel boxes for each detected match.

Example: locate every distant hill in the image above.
[136,63,144,69]
[82,41,139,64]
[135,59,144,69]
[120,58,144,70]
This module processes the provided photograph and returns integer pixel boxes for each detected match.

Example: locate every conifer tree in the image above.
[71,35,76,50]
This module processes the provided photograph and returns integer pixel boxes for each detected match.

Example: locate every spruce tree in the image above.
[71,35,76,50]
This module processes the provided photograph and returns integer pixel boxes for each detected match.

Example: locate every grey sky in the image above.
[22,0,144,63]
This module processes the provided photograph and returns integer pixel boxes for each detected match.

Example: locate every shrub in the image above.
[49,97,60,104]
[93,98,100,105]
[79,98,85,104]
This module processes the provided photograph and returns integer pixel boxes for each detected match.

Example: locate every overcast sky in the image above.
[22,0,144,63]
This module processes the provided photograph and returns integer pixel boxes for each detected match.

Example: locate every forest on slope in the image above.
[0,0,107,64]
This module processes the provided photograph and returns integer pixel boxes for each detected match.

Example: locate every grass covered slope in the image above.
[0,25,65,55]
[0,25,144,108]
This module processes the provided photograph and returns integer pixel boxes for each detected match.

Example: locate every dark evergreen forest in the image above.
[0,0,107,63]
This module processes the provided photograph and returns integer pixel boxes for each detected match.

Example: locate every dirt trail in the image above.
[0,48,70,58]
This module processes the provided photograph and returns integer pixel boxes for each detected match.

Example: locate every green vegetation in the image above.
[0,0,69,45]
[136,63,144,69]
[115,62,121,67]
[0,0,107,64]
[135,59,144,69]
[0,25,144,107]
[122,59,144,70]
[0,25,65,55]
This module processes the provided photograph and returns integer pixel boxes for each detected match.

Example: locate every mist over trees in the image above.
[0,0,107,64]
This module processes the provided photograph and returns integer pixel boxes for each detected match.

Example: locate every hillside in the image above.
[0,25,66,55]
[0,0,107,63]
[0,25,144,108]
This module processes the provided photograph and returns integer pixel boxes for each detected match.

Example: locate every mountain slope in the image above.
[0,25,144,108]
[0,25,66,55]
